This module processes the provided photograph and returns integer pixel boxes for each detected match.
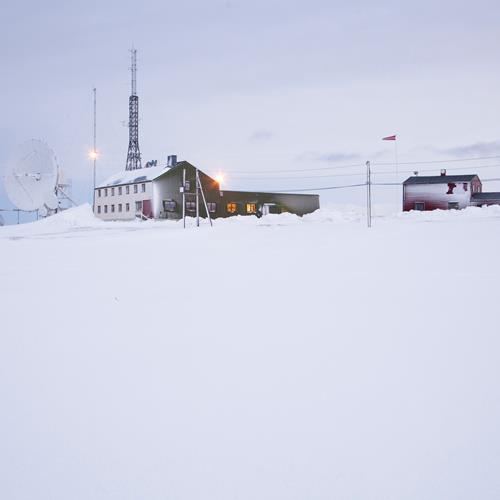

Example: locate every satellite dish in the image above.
[4,140,59,212]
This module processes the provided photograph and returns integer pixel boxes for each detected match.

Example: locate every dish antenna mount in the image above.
[3,139,75,216]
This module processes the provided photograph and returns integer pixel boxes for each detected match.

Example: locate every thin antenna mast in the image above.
[125,48,141,170]
[92,87,97,211]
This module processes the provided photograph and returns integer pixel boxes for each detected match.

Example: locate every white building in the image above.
[94,163,171,221]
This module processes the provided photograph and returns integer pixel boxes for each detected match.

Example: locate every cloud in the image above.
[296,151,361,163]
[249,130,273,142]
[438,141,500,157]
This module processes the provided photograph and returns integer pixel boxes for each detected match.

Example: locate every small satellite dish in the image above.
[4,140,59,212]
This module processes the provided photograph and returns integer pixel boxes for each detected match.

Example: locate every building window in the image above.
[163,200,177,212]
[126,203,130,212]
[118,204,122,212]
[98,189,101,198]
[207,202,217,213]
[111,187,115,196]
[186,201,196,211]
[184,180,191,191]
[227,202,237,214]
[463,183,468,191]
[135,201,142,212]
[97,206,101,214]
[448,202,459,210]
[111,204,115,213]
[414,202,425,211]
[104,188,108,197]
[141,183,146,193]
[246,203,257,214]
[118,186,122,195]
[134,184,138,194]
[126,185,130,195]
[104,205,108,213]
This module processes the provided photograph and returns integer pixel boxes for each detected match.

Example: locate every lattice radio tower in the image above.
[125,48,142,170]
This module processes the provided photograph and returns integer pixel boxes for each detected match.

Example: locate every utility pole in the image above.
[197,170,213,227]
[195,168,200,227]
[366,160,372,228]
[182,167,186,229]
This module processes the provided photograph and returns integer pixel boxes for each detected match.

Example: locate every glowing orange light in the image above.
[215,173,224,187]
[88,150,98,160]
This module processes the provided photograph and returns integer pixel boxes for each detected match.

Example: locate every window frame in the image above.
[226,202,238,214]
[246,203,257,214]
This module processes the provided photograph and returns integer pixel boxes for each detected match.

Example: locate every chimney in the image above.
[167,155,177,167]
[440,169,447,176]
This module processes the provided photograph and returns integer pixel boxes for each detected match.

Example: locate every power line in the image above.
[222,163,500,182]
[223,154,500,175]
[273,183,367,193]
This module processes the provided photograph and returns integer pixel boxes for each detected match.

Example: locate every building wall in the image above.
[94,181,154,220]
[470,197,500,207]
[403,181,480,211]
[153,166,319,219]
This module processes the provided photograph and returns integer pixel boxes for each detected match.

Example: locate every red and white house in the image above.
[403,171,500,211]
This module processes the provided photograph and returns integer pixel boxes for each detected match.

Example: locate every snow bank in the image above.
[1,203,500,499]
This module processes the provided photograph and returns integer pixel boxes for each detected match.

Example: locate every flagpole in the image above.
[366,161,372,228]
[394,137,399,205]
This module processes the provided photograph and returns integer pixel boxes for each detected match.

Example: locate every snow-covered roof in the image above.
[472,192,500,200]
[97,165,171,188]
[403,174,478,185]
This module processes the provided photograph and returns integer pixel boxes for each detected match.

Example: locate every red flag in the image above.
[382,135,397,141]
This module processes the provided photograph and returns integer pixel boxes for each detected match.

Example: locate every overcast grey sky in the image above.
[2,0,500,222]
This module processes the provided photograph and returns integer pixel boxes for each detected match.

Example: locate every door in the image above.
[142,199,153,218]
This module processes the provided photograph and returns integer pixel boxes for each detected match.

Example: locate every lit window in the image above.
[186,201,196,211]
[246,203,257,214]
[207,202,217,213]
[163,200,176,212]
[118,204,122,212]
[126,185,130,195]
[118,186,122,195]
[227,202,237,214]
[126,203,130,212]
[104,205,108,213]
[135,201,142,212]
[104,188,108,196]
[141,183,146,192]
[97,206,101,214]
[111,187,115,196]
[111,205,115,213]
[134,184,138,194]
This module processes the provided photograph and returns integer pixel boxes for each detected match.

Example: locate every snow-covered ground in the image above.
[1,204,500,500]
